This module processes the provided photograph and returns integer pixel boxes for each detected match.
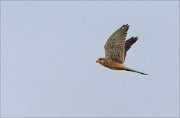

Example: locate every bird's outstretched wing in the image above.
[124,36,138,59]
[104,24,129,63]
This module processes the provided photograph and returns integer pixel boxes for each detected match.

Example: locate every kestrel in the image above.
[96,24,148,75]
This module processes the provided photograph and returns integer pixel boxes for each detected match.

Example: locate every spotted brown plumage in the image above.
[104,24,128,64]
[96,24,148,75]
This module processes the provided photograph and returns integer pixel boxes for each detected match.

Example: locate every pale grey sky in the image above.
[1,1,179,117]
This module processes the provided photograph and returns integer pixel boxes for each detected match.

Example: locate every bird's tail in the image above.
[124,66,148,75]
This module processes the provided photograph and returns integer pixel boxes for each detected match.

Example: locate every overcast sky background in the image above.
[1,1,179,117]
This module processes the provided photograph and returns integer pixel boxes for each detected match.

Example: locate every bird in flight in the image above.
[96,24,148,75]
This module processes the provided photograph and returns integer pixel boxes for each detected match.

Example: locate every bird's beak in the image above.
[96,60,99,63]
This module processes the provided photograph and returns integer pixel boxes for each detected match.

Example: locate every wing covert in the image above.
[104,24,129,63]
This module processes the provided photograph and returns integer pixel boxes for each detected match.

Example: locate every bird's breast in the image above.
[101,61,125,70]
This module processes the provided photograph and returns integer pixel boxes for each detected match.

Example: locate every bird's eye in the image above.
[100,59,104,63]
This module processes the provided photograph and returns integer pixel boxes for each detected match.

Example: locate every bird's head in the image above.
[96,58,105,64]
